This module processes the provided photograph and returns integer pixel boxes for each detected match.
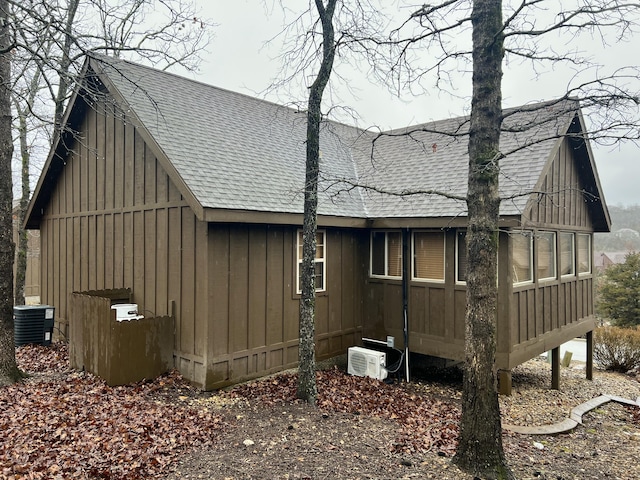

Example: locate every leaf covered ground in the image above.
[3,344,640,479]
[227,369,460,456]
[3,345,224,479]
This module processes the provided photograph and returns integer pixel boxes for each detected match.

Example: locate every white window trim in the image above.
[369,230,402,280]
[537,231,557,282]
[512,231,534,286]
[560,232,576,278]
[577,233,592,275]
[455,231,466,285]
[296,229,326,294]
[411,230,446,283]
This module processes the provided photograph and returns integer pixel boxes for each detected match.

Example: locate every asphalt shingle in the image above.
[92,55,578,221]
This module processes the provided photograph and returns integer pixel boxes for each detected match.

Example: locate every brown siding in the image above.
[499,139,598,368]
[39,99,208,385]
[506,228,595,368]
[363,226,596,370]
[363,231,465,361]
[205,225,364,389]
[527,139,593,230]
[12,218,41,300]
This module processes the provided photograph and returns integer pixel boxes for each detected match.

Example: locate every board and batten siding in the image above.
[363,231,466,361]
[527,139,594,229]
[39,99,209,384]
[12,220,40,299]
[362,138,598,370]
[204,225,365,390]
[505,138,596,368]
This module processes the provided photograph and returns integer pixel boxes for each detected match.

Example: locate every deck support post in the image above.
[551,346,560,390]
[498,369,512,395]
[586,330,594,381]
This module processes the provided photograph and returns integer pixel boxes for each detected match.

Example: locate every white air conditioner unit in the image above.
[347,346,388,381]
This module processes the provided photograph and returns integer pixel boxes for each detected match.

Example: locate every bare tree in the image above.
[9,0,211,300]
[11,16,53,306]
[269,0,389,403]
[2,0,213,383]
[297,0,338,405]
[289,1,638,476]
[372,2,639,478]
[450,1,512,477]
[0,0,20,386]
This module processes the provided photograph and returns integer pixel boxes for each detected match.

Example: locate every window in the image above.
[370,231,402,278]
[297,230,326,292]
[560,232,575,277]
[456,231,467,283]
[512,231,533,284]
[577,233,591,275]
[412,231,445,281]
[536,232,556,281]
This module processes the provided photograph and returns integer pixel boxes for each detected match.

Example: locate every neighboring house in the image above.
[25,54,610,391]
[12,207,40,304]
[594,251,630,271]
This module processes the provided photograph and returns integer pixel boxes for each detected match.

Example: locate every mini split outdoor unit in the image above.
[347,346,388,381]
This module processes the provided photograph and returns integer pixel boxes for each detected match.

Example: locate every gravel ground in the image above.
[500,358,640,426]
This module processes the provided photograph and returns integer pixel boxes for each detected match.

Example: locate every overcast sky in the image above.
[186,1,640,207]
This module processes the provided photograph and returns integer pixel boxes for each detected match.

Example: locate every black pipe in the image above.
[402,228,410,382]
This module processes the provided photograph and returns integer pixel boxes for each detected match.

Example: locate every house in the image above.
[26,54,610,391]
[594,250,633,272]
[12,206,40,304]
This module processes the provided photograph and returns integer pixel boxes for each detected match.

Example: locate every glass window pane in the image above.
[457,231,467,282]
[315,232,324,259]
[371,232,386,276]
[577,234,591,274]
[298,231,304,259]
[314,261,324,290]
[297,229,326,293]
[512,232,533,284]
[537,232,556,280]
[414,232,445,280]
[387,232,403,277]
[560,232,575,276]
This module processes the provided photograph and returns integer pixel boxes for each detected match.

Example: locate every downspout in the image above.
[402,228,410,382]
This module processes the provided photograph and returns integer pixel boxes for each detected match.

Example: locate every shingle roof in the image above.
[350,103,572,219]
[93,55,367,218]
[37,54,599,225]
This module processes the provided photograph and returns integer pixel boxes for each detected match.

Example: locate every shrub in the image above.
[596,252,640,327]
[594,326,640,372]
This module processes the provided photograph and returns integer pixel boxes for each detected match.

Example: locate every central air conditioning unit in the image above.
[347,346,388,381]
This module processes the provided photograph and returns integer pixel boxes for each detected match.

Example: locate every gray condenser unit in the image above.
[14,305,55,347]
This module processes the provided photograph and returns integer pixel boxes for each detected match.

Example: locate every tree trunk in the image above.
[14,112,29,307]
[0,0,21,386]
[452,1,513,478]
[297,0,337,404]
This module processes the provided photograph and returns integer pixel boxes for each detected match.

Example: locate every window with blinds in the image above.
[456,231,467,283]
[577,233,591,275]
[412,231,445,281]
[536,231,556,281]
[387,232,403,277]
[512,232,533,284]
[370,231,402,278]
[560,232,575,277]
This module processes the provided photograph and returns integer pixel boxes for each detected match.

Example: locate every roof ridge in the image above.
[89,52,370,137]
[89,53,578,137]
